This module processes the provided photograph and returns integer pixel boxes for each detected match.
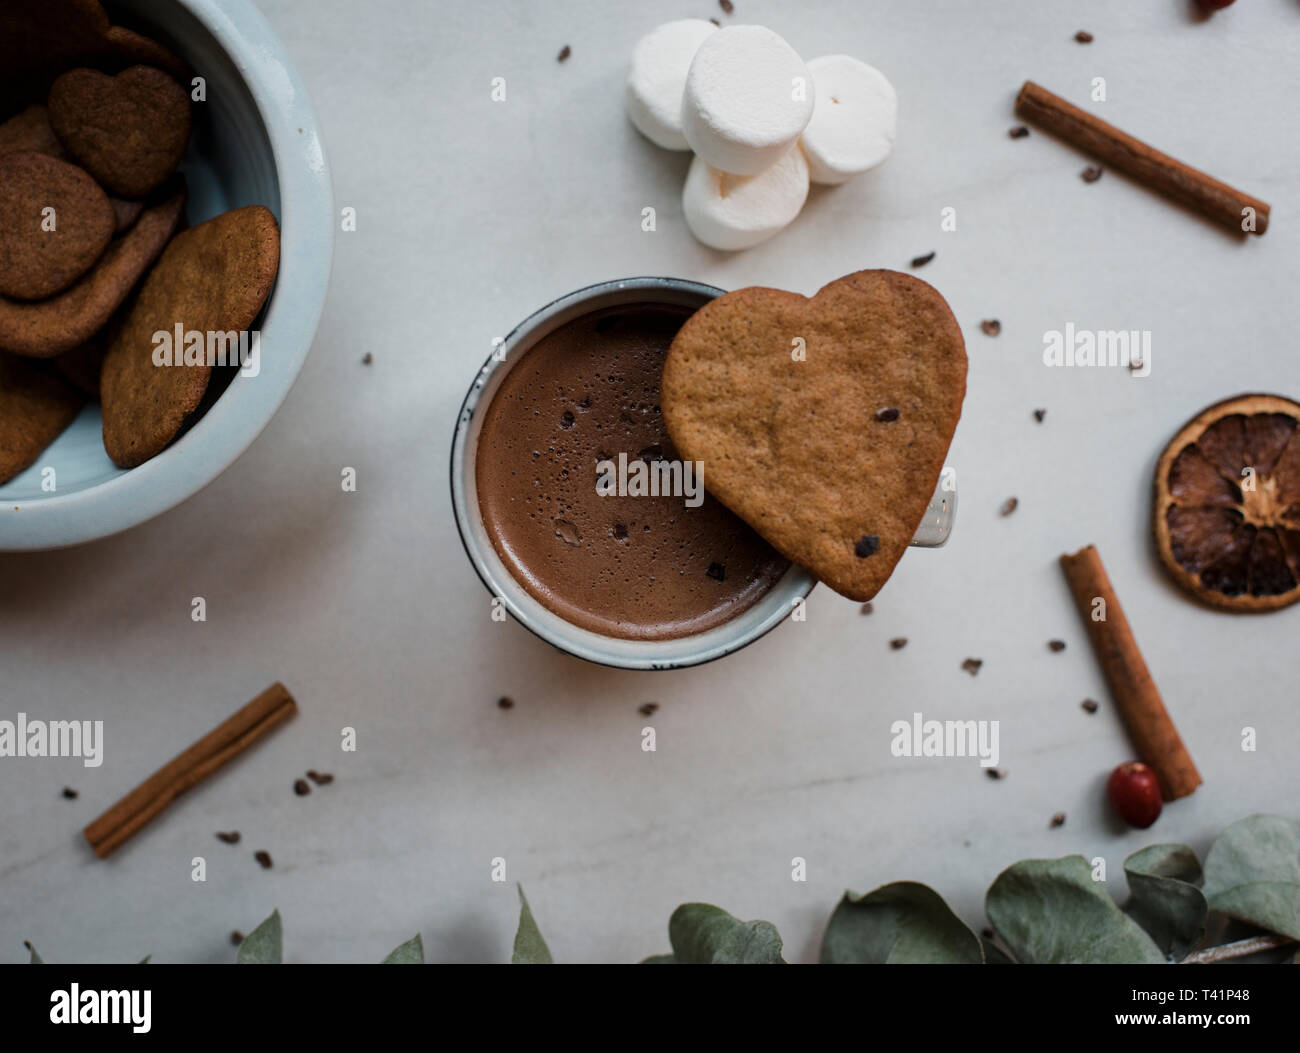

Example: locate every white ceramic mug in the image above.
[450,277,956,669]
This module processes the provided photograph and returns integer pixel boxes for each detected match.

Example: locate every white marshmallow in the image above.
[682,146,809,251]
[625,20,718,150]
[681,25,814,176]
[800,55,897,185]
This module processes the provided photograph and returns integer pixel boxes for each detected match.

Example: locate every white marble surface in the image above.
[2,0,1298,964]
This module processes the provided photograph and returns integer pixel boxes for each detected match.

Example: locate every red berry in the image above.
[1107,762,1163,828]
[1196,0,1235,10]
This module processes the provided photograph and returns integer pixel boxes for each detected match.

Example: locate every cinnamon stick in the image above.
[1015,80,1270,235]
[84,682,298,858]
[1060,546,1200,801]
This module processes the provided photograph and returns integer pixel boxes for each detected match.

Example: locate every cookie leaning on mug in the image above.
[661,269,966,602]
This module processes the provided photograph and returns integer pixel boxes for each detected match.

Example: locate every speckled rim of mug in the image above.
[0,0,334,551]
[449,277,818,671]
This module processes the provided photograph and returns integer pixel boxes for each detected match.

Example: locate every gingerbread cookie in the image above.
[0,151,115,300]
[101,205,280,468]
[0,183,185,357]
[53,331,109,398]
[102,26,189,82]
[0,0,109,82]
[0,104,69,159]
[110,196,144,234]
[48,65,191,198]
[0,105,143,233]
[0,353,85,485]
[661,269,966,602]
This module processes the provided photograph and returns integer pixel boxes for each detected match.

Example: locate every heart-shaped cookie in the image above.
[48,65,191,198]
[0,151,115,300]
[661,269,966,601]
[101,205,280,468]
[0,2,188,95]
[0,105,69,160]
[0,352,85,485]
[102,26,189,82]
[0,183,185,357]
[109,196,144,233]
[0,104,147,234]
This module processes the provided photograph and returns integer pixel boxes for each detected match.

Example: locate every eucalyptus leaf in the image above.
[986,856,1165,963]
[23,940,42,965]
[236,910,282,964]
[1123,844,1207,961]
[382,934,424,964]
[820,881,983,963]
[1202,814,1300,940]
[640,954,676,964]
[512,885,553,964]
[138,955,151,965]
[668,903,784,964]
[980,936,1013,964]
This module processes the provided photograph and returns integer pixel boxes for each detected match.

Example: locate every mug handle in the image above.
[910,466,957,548]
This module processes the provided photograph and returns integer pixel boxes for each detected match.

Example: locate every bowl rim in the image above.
[449,276,818,671]
[0,0,334,551]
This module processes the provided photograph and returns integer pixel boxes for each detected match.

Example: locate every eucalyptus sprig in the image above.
[24,815,1299,964]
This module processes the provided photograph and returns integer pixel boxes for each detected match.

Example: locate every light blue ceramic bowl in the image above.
[0,0,333,550]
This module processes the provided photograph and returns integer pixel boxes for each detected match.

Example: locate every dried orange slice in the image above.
[1154,394,1300,612]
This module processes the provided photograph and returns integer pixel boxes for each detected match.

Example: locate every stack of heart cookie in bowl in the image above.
[0,0,279,485]
[626,20,897,250]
